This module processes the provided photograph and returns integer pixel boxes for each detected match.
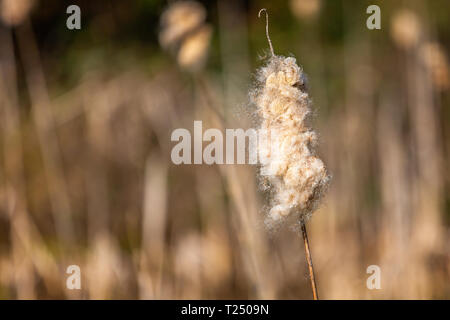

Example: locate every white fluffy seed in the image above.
[251,55,330,225]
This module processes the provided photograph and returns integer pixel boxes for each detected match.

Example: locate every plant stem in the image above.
[301,222,319,300]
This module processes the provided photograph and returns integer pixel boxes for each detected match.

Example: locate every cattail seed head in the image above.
[0,0,35,26]
[251,55,330,226]
[419,42,450,91]
[390,9,421,50]
[159,1,212,73]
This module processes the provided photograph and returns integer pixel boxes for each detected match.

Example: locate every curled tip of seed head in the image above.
[258,8,275,57]
[257,8,266,18]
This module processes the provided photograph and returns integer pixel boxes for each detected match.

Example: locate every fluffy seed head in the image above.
[0,0,35,26]
[419,42,449,91]
[390,9,421,50]
[159,1,211,73]
[251,55,330,226]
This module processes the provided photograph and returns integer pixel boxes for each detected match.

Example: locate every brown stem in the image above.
[301,223,319,300]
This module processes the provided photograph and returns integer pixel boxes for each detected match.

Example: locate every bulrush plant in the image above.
[251,9,330,300]
[159,0,212,73]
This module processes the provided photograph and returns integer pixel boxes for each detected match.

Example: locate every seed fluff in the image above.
[251,10,330,228]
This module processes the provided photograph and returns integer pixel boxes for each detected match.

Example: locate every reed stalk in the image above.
[301,223,318,300]
[254,9,329,299]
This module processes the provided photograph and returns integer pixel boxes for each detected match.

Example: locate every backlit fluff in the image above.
[251,55,330,224]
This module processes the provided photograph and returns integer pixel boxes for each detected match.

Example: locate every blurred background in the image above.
[0,0,449,299]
